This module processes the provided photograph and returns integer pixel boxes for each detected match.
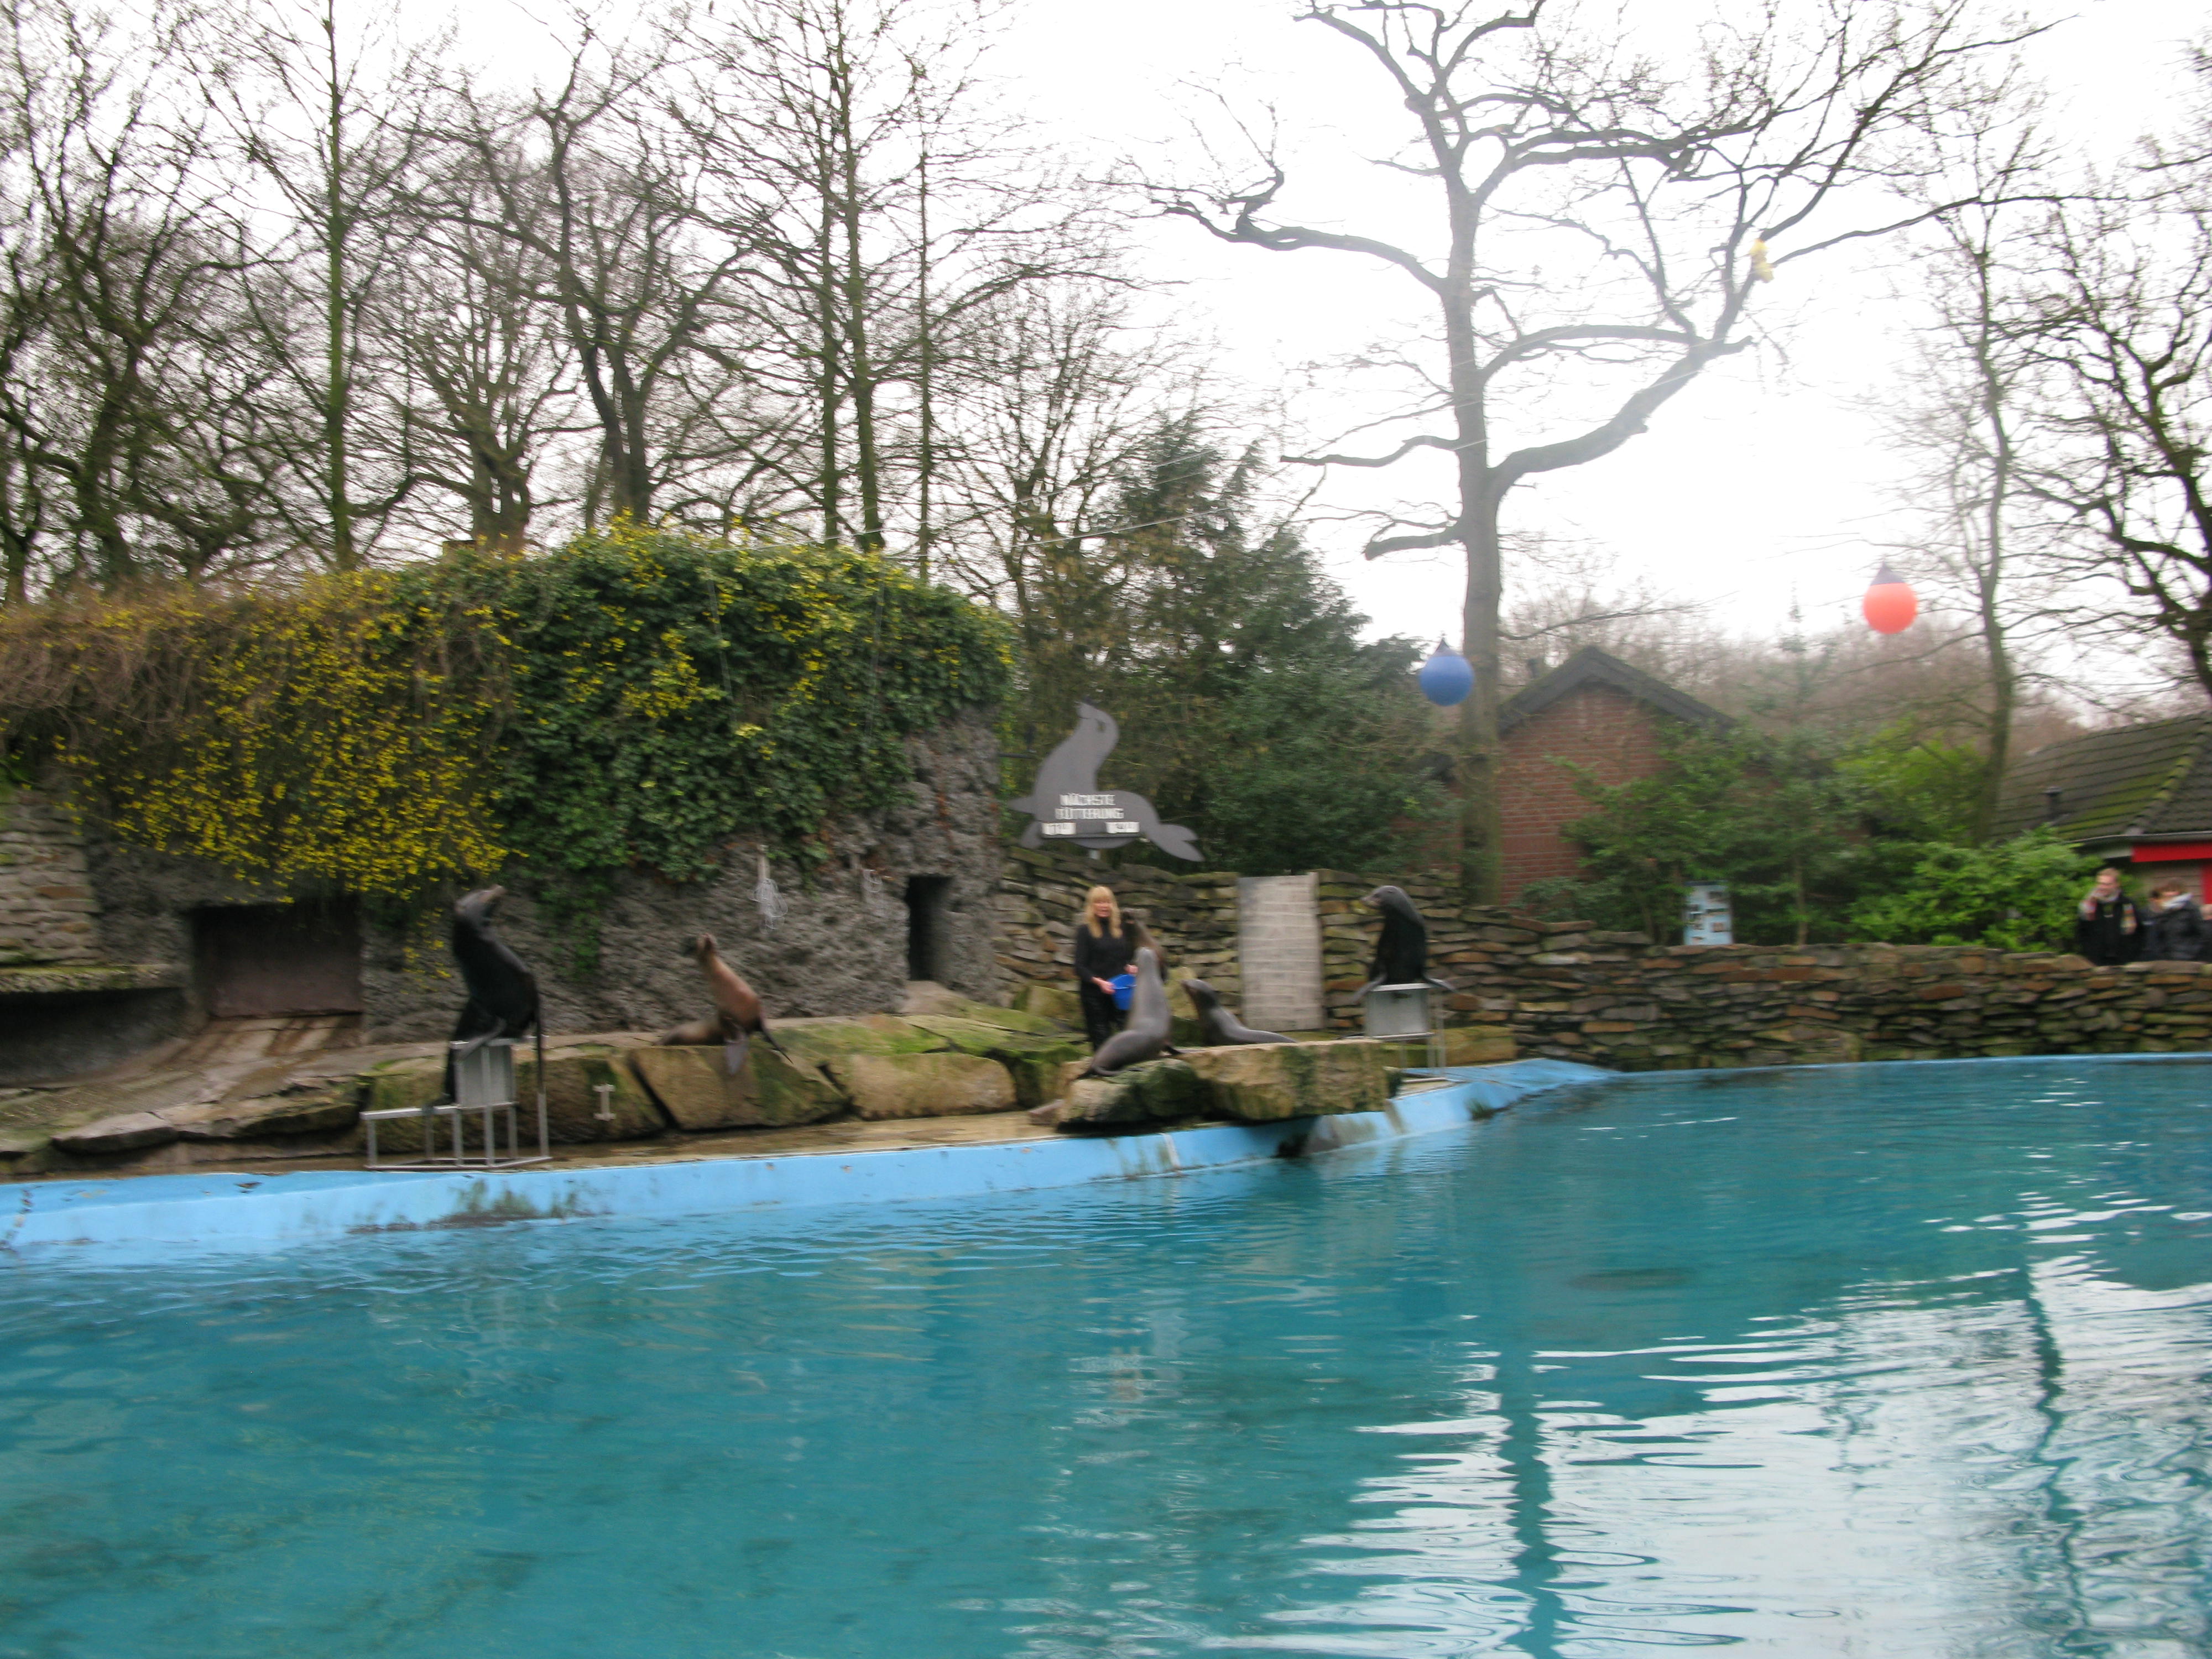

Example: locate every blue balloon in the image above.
[1417,644,1473,707]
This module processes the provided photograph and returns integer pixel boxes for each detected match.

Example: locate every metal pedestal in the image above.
[364,1037,551,1170]
[1362,983,1444,1071]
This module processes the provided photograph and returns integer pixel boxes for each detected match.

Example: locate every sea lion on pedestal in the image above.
[1354,885,1454,999]
[1080,946,1177,1076]
[444,885,540,1100]
[656,933,787,1074]
[1182,978,1290,1046]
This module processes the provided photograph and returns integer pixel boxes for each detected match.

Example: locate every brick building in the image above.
[1496,646,1731,903]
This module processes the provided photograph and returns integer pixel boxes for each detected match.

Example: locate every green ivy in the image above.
[3,525,1011,959]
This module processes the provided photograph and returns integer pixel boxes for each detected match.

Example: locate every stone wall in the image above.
[67,713,1004,1048]
[0,789,102,966]
[994,845,1246,1006]
[994,860,2212,1066]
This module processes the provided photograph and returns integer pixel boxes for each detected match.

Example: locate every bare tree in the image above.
[2019,58,2212,706]
[1875,76,2074,837]
[1150,0,2032,897]
[0,0,289,597]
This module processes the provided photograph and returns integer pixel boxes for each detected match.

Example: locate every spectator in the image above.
[2143,879,2206,961]
[2075,867,2144,966]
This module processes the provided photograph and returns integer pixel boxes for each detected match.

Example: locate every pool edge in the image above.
[0,1059,1610,1255]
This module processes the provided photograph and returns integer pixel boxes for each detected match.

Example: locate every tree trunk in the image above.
[1457,493,1505,902]
[321,4,354,571]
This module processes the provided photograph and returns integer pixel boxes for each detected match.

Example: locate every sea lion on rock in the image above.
[1182,978,1290,1046]
[444,885,540,1102]
[1354,885,1454,1000]
[1081,946,1177,1076]
[657,933,787,1075]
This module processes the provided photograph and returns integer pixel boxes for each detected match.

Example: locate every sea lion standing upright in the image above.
[1081,946,1177,1076]
[1355,885,1455,1000]
[1182,978,1290,1046]
[444,885,540,1101]
[658,933,787,1075]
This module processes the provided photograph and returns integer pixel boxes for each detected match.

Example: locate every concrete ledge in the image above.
[0,963,183,997]
[0,1060,1609,1255]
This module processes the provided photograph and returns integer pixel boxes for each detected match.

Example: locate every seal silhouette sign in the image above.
[1006,702,1202,860]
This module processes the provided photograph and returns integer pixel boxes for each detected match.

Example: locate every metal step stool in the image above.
[363,1037,550,1171]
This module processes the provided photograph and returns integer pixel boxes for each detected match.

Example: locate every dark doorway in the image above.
[905,877,952,983]
[194,903,363,1018]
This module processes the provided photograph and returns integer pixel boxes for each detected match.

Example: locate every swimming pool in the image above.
[3,1057,2209,1656]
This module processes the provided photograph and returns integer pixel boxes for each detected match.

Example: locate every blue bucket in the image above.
[1110,973,1135,1011]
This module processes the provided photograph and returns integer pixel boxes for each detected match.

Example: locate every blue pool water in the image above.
[4,1058,2211,1657]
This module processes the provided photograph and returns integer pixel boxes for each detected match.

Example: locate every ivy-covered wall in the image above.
[0,528,1014,1048]
[1,526,1008,910]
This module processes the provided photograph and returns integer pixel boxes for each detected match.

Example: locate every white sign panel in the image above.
[1682,882,1733,946]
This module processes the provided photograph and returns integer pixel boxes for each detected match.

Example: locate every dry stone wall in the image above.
[995,857,2212,1067]
[0,789,102,966]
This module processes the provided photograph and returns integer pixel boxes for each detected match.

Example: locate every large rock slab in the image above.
[1180,1040,1391,1122]
[1437,1025,1515,1066]
[164,1087,362,1142]
[824,1051,1017,1120]
[904,1016,1088,1108]
[50,1111,178,1155]
[1038,1058,1208,1130]
[772,1015,950,1067]
[360,1046,667,1149]
[625,1045,847,1130]
[1011,983,1082,1026]
[937,998,1071,1037]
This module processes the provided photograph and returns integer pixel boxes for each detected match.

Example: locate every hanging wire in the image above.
[754,853,787,933]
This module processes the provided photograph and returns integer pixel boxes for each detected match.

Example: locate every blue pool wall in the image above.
[0,1061,1608,1255]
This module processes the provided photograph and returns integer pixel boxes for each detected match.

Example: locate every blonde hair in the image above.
[1081,884,1121,938]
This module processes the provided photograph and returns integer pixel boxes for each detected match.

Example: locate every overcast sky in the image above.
[982,0,2204,650]
[426,0,2204,652]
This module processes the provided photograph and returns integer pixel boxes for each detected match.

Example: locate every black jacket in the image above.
[2075,894,2145,966]
[2143,896,2206,962]
[1073,922,1134,988]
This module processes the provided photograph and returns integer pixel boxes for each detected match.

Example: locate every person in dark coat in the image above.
[2143,879,2206,962]
[2075,867,2145,965]
[1072,884,1135,1052]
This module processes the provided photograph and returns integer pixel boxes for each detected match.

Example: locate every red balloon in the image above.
[1863,564,1918,635]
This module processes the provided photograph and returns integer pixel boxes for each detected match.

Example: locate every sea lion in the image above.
[1182,978,1290,1046]
[1354,885,1454,1000]
[1081,946,1178,1076]
[656,933,787,1075]
[1006,702,1201,860]
[444,885,540,1102]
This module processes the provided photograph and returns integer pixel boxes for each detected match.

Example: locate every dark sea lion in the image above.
[657,933,787,1074]
[1081,946,1177,1076]
[1182,978,1290,1046]
[1355,885,1454,1000]
[444,885,540,1101]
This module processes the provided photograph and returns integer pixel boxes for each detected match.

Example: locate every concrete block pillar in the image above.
[1237,873,1323,1032]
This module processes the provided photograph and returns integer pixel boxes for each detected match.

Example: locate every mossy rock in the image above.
[938,997,1070,1037]
[625,1045,848,1130]
[904,1016,1089,1108]
[771,1015,951,1066]
[822,1051,1018,1120]
[1436,1025,1516,1066]
[1180,1039,1391,1122]
[1011,983,1083,1026]
[360,1046,667,1149]
[1046,1058,1208,1130]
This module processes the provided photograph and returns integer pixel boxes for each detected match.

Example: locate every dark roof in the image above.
[1499,645,1732,736]
[1995,712,2212,842]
